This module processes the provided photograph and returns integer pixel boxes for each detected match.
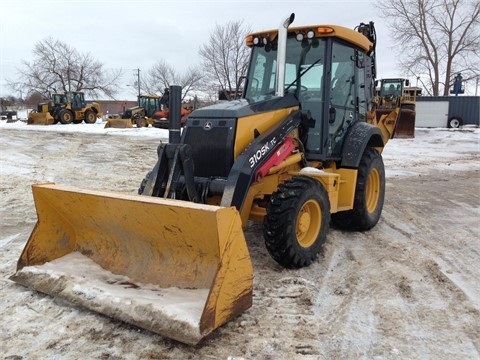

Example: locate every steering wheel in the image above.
[285,84,308,93]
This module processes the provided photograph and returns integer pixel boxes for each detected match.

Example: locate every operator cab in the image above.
[138,95,162,118]
[244,25,375,161]
[377,78,409,107]
[64,91,86,110]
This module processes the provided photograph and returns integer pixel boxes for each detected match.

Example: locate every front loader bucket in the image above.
[27,112,54,125]
[104,118,133,128]
[10,184,253,345]
[393,107,416,138]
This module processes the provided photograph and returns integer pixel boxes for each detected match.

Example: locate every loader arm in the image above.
[367,107,398,148]
[220,110,303,211]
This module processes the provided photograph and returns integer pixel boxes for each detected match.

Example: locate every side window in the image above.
[329,42,356,156]
[246,53,277,99]
[356,51,366,120]
[330,47,355,108]
[253,54,267,95]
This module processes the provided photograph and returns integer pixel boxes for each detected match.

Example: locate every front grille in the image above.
[182,119,236,178]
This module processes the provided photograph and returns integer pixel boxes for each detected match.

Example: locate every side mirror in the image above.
[405,79,410,86]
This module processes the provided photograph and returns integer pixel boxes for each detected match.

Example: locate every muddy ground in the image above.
[1,126,479,359]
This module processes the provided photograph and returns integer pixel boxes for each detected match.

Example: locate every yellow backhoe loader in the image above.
[28,91,102,125]
[12,14,403,345]
[104,93,168,128]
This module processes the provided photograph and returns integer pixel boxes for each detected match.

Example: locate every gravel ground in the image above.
[1,124,479,359]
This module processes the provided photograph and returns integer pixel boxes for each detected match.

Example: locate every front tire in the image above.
[58,109,73,124]
[332,147,385,231]
[263,176,330,269]
[136,117,148,127]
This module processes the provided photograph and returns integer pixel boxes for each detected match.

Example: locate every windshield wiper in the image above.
[285,57,323,92]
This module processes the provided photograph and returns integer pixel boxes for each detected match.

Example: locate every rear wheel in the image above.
[332,147,385,231]
[263,176,330,268]
[58,109,73,124]
[448,117,462,128]
[84,110,96,124]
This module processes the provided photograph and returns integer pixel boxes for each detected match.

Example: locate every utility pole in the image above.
[136,68,141,97]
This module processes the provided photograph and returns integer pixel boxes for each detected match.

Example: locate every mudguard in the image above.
[340,121,384,168]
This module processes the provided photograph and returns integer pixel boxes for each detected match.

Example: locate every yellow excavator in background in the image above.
[27,91,102,125]
[12,14,404,345]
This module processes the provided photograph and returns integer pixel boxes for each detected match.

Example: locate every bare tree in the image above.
[24,92,44,108]
[378,0,480,95]
[144,60,203,101]
[8,37,123,99]
[199,20,251,100]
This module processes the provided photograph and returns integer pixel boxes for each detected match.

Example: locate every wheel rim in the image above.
[366,168,380,213]
[296,199,321,248]
[450,119,460,128]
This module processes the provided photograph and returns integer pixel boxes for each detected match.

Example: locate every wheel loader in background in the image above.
[376,78,416,138]
[27,91,102,125]
[12,14,404,345]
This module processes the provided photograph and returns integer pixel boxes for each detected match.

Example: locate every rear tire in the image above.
[448,117,462,128]
[58,109,73,124]
[84,110,96,124]
[263,176,330,269]
[331,147,385,231]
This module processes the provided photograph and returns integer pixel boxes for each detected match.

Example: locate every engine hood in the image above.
[189,94,299,119]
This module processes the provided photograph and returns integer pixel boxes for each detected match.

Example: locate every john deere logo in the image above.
[203,121,213,130]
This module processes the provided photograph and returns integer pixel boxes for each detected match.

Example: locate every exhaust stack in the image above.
[275,13,295,97]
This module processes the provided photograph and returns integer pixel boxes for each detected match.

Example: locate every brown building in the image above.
[95,100,137,116]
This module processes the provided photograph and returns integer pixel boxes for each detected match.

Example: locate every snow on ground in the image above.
[0,119,479,359]
[0,117,170,139]
[2,119,479,178]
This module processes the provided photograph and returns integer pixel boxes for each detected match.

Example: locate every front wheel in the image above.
[263,176,330,269]
[58,109,73,124]
[136,117,148,127]
[332,147,385,231]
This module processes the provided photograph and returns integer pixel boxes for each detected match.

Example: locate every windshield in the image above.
[244,36,326,103]
[380,79,403,97]
[52,94,66,104]
[139,96,161,116]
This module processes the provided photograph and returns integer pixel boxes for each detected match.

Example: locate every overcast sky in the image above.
[0,0,400,100]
